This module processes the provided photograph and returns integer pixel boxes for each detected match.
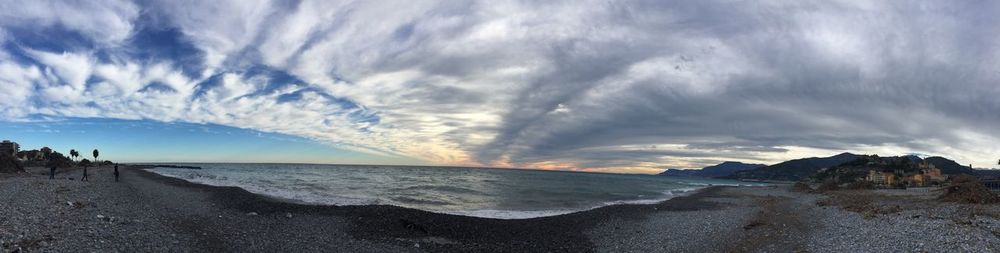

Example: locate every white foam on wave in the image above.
[442,209,581,220]
[679,181,769,187]
[683,183,725,187]
[147,167,717,220]
[439,186,707,219]
[606,186,702,205]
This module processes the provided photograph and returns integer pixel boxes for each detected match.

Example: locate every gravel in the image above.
[807,191,1000,252]
[0,166,416,252]
[588,185,1000,253]
[3,167,998,252]
[587,197,755,252]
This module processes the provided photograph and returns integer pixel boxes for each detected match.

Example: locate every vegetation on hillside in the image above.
[729,152,860,181]
[44,152,74,168]
[1,145,110,173]
[0,154,24,173]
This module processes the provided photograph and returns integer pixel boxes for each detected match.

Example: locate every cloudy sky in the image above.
[1,0,998,173]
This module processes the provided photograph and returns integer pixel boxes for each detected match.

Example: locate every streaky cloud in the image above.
[0,0,998,173]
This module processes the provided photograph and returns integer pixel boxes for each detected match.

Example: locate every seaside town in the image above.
[807,154,1000,192]
[864,161,945,187]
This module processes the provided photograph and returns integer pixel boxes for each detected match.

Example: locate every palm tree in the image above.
[69,149,77,162]
[92,149,99,164]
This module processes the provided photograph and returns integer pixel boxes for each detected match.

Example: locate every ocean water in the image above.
[147,164,762,219]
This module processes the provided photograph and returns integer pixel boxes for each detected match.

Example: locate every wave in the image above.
[443,209,580,219]
[148,168,379,206]
[396,185,484,195]
[603,187,702,205]
[441,187,705,219]
[679,181,769,187]
[389,196,453,206]
[146,167,717,219]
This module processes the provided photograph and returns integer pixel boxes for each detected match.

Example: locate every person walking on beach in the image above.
[49,166,56,179]
[114,164,119,182]
[81,166,89,181]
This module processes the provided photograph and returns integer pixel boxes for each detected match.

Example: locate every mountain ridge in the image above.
[659,161,765,178]
[723,152,861,181]
[660,153,985,181]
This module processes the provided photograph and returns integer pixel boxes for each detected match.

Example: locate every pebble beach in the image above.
[2,166,998,252]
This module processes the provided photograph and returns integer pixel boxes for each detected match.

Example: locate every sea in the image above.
[147,164,763,219]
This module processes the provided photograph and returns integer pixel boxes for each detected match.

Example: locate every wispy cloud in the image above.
[0,0,998,173]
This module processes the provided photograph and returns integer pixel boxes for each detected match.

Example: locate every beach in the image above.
[2,166,999,252]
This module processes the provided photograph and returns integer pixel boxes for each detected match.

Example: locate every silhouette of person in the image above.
[114,164,119,182]
[81,166,89,181]
[49,166,56,180]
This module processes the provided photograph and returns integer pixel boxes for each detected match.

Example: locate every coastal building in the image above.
[33,147,53,160]
[866,170,897,186]
[867,161,947,187]
[919,163,944,180]
[911,161,946,186]
[17,149,50,161]
[910,174,928,186]
[0,140,18,157]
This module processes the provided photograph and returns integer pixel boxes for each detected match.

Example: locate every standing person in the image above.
[113,164,119,182]
[49,166,56,179]
[81,166,89,181]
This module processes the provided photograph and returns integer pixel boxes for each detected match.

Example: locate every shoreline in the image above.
[1,165,735,252]
[130,166,731,252]
[139,165,729,214]
[142,166,714,220]
[436,185,706,220]
[3,165,999,252]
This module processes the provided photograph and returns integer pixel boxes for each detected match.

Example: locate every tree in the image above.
[69,149,78,162]
[41,147,52,160]
[46,152,73,168]
[78,159,92,168]
[92,149,99,163]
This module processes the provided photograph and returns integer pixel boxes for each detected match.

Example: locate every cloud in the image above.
[0,0,139,45]
[0,60,41,116]
[143,0,277,70]
[0,0,998,172]
[466,0,1000,171]
[24,49,95,101]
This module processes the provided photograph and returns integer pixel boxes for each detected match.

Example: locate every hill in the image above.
[677,153,981,182]
[727,152,861,181]
[659,161,765,178]
[806,155,982,185]
[923,156,978,175]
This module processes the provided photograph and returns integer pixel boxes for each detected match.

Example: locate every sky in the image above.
[0,1,998,174]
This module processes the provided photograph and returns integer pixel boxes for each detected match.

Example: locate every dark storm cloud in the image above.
[470,1,1000,169]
